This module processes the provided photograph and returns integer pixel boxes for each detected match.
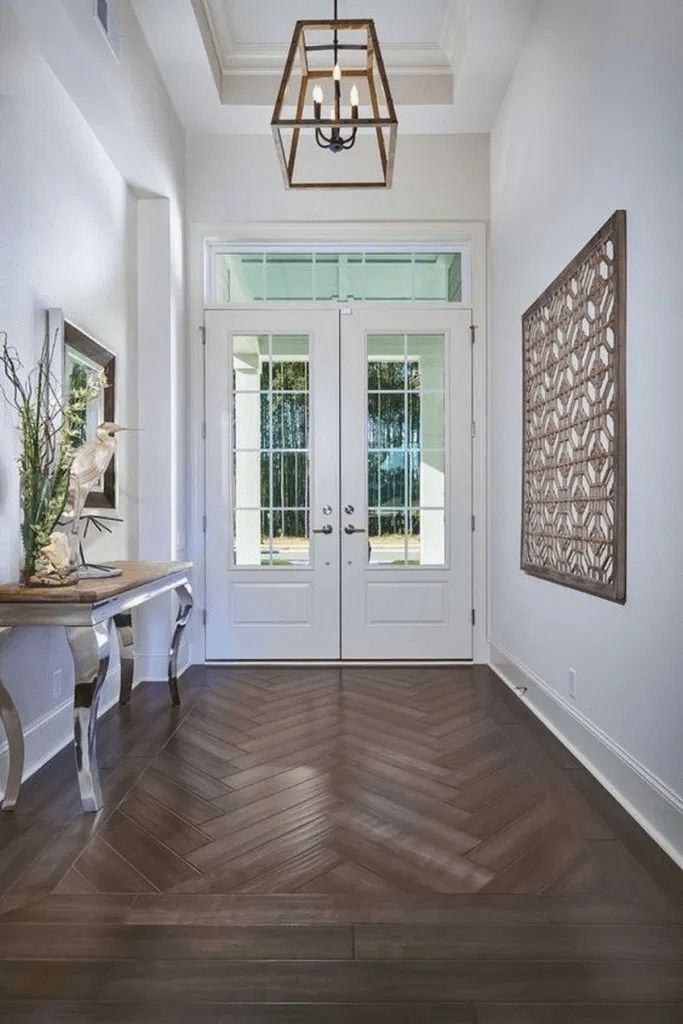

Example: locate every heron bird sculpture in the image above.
[66,422,137,577]
[68,422,129,530]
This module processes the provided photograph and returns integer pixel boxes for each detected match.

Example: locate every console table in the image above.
[0,561,192,813]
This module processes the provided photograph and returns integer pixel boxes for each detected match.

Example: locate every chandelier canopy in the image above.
[271,1,398,189]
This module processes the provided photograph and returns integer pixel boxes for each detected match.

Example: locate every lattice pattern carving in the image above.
[521,211,627,602]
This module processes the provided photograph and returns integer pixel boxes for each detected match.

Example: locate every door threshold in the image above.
[205,659,474,667]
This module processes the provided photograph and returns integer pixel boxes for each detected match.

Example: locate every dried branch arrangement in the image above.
[1,330,104,584]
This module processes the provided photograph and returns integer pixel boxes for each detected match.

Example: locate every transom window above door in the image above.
[206,248,468,305]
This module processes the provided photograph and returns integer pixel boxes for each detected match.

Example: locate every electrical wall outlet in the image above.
[568,667,577,701]
[52,668,62,699]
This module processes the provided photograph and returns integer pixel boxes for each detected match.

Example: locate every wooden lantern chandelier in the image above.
[271,1,398,189]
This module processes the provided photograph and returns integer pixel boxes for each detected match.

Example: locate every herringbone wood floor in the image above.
[0,665,681,1021]
[53,666,622,895]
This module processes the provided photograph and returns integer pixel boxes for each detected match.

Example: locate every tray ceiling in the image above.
[132,0,537,135]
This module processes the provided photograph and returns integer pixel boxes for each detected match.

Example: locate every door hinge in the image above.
[202,514,207,533]
[202,609,207,626]
[470,323,477,344]
[471,421,476,439]
[202,421,206,440]
[471,609,476,626]
[471,514,476,532]
[199,325,206,346]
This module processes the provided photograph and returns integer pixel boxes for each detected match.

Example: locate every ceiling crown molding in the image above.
[196,0,452,78]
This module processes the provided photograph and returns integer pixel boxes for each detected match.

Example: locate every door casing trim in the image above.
[188,221,488,666]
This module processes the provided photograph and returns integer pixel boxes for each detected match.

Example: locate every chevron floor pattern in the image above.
[0,665,681,1020]
[27,665,657,898]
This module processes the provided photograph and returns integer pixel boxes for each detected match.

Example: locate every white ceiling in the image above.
[223,0,452,47]
[131,0,538,135]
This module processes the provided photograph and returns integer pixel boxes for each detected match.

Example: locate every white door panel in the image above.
[340,307,472,659]
[204,308,340,660]
[204,305,472,661]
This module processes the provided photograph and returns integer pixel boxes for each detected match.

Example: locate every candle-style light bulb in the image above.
[350,84,359,116]
[313,84,323,120]
[329,105,336,121]
[333,63,342,82]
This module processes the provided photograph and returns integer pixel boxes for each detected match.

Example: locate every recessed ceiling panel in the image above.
[225,0,451,47]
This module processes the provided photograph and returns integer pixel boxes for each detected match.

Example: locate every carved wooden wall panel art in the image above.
[521,210,627,602]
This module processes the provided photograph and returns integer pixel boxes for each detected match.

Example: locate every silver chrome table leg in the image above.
[111,616,134,707]
[168,582,193,707]
[0,626,24,811]
[65,620,110,812]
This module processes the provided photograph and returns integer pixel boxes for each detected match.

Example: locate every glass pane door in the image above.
[205,309,340,660]
[232,334,311,567]
[340,306,473,660]
[367,333,447,567]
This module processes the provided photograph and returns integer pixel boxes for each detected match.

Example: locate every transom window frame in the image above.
[204,243,472,307]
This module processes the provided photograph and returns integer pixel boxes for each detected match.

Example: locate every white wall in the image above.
[489,0,683,856]
[187,133,490,226]
[0,0,186,794]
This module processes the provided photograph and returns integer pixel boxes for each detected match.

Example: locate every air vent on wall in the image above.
[94,0,121,59]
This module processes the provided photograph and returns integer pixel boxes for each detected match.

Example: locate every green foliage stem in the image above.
[1,331,104,580]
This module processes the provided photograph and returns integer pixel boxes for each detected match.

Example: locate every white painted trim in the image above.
[197,1,451,77]
[133,641,191,684]
[207,660,473,667]
[188,220,488,667]
[488,640,683,869]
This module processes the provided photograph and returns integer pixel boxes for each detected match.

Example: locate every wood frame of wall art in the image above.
[60,316,117,509]
[520,210,627,603]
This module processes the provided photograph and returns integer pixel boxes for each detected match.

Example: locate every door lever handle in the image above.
[344,524,366,535]
[313,524,334,535]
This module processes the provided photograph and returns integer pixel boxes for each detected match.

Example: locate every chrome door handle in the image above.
[313,524,333,535]
[344,524,366,535]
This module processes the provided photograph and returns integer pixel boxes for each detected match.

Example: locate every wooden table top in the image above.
[0,561,192,605]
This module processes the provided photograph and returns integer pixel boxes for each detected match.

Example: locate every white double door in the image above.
[205,305,472,661]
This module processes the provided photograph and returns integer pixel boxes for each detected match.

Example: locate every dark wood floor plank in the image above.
[237,847,343,894]
[204,775,331,840]
[212,766,325,814]
[136,769,226,824]
[102,959,683,1003]
[186,794,334,873]
[0,1003,476,1023]
[119,788,213,855]
[477,1007,683,1024]
[173,817,335,894]
[0,894,134,923]
[354,923,683,960]
[72,835,158,894]
[97,812,200,890]
[122,892,676,926]
[0,923,352,960]
[0,961,111,1000]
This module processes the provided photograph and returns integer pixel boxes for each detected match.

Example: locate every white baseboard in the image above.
[133,640,190,683]
[488,640,683,869]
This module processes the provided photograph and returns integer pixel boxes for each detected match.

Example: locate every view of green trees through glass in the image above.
[232,333,446,567]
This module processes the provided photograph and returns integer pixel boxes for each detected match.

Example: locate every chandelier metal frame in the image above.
[271,2,398,189]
